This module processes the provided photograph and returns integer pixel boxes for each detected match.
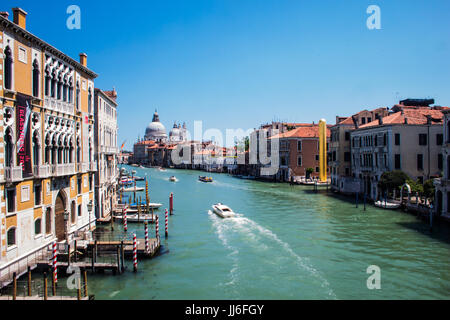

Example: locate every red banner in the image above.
[16,94,32,178]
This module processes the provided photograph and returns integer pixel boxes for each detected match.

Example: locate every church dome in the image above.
[169,122,181,137]
[145,111,167,141]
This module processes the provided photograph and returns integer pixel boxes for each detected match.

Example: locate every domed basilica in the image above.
[144,110,187,144]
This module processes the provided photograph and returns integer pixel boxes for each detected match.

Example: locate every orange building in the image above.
[0,8,98,278]
[270,124,331,182]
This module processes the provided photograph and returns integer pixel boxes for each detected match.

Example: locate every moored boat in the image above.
[114,214,157,223]
[120,186,145,193]
[374,201,401,210]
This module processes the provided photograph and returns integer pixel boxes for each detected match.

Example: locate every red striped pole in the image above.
[52,242,58,284]
[169,193,174,215]
[123,207,128,232]
[165,209,168,238]
[144,222,149,253]
[133,234,137,272]
[156,215,159,239]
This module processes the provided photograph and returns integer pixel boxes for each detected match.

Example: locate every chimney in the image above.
[12,8,27,29]
[0,11,9,19]
[404,117,408,125]
[379,117,383,125]
[79,53,87,67]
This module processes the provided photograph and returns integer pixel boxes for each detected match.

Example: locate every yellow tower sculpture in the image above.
[319,119,328,183]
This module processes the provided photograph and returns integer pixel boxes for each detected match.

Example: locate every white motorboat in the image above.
[114,214,157,223]
[374,201,401,210]
[129,202,163,210]
[120,186,145,193]
[169,176,178,182]
[212,203,236,218]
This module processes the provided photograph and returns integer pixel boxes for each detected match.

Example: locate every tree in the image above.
[378,171,409,191]
[423,179,435,200]
[306,168,314,179]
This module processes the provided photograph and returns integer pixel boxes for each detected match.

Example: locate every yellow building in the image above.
[0,8,98,278]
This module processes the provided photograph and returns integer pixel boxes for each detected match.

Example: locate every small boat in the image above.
[374,201,401,210]
[129,202,163,210]
[212,203,236,218]
[120,187,145,193]
[169,176,178,182]
[131,164,139,167]
[131,170,137,174]
[158,167,167,172]
[199,176,213,183]
[119,180,134,186]
[114,214,157,223]
[134,176,145,181]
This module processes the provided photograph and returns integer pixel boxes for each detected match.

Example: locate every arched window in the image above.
[68,80,73,103]
[33,131,40,166]
[63,75,68,102]
[5,127,14,167]
[71,201,76,224]
[447,121,450,143]
[4,46,13,90]
[447,156,450,180]
[32,59,40,97]
[45,208,52,235]
[76,138,81,164]
[51,69,56,98]
[88,88,92,114]
[45,66,51,96]
[45,134,51,164]
[35,218,42,235]
[57,73,62,100]
[7,227,16,247]
[76,82,80,110]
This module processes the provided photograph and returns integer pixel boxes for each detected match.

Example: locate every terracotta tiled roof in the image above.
[269,125,331,139]
[136,140,156,146]
[104,89,117,101]
[359,108,447,129]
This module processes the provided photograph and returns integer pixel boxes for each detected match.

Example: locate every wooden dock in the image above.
[0,295,90,301]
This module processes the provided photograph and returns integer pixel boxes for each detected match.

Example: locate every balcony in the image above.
[44,97,75,116]
[5,167,23,183]
[89,162,98,172]
[51,163,76,177]
[33,164,51,178]
[76,162,89,173]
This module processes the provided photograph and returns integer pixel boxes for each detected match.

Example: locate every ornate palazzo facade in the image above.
[0,8,98,275]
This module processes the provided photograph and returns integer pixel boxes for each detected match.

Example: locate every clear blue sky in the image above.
[5,0,450,150]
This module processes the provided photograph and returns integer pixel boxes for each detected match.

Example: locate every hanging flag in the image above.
[120,140,126,151]
[16,101,31,153]
[16,94,32,177]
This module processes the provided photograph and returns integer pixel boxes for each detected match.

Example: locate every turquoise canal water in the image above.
[87,165,450,300]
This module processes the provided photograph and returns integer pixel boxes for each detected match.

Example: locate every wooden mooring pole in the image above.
[43,272,48,301]
[12,272,17,300]
[83,269,88,297]
[120,241,125,273]
[27,266,32,297]
[116,246,121,274]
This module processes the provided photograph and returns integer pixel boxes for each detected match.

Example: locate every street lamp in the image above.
[64,210,69,243]
[87,200,93,231]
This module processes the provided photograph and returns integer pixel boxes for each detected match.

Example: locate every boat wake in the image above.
[208,210,336,299]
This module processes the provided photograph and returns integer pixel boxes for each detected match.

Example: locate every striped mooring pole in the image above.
[165,209,168,237]
[123,207,128,232]
[144,222,149,253]
[156,215,159,239]
[52,242,58,284]
[169,193,174,215]
[133,233,138,272]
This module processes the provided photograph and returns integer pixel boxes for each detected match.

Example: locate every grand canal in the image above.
[87,166,450,300]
